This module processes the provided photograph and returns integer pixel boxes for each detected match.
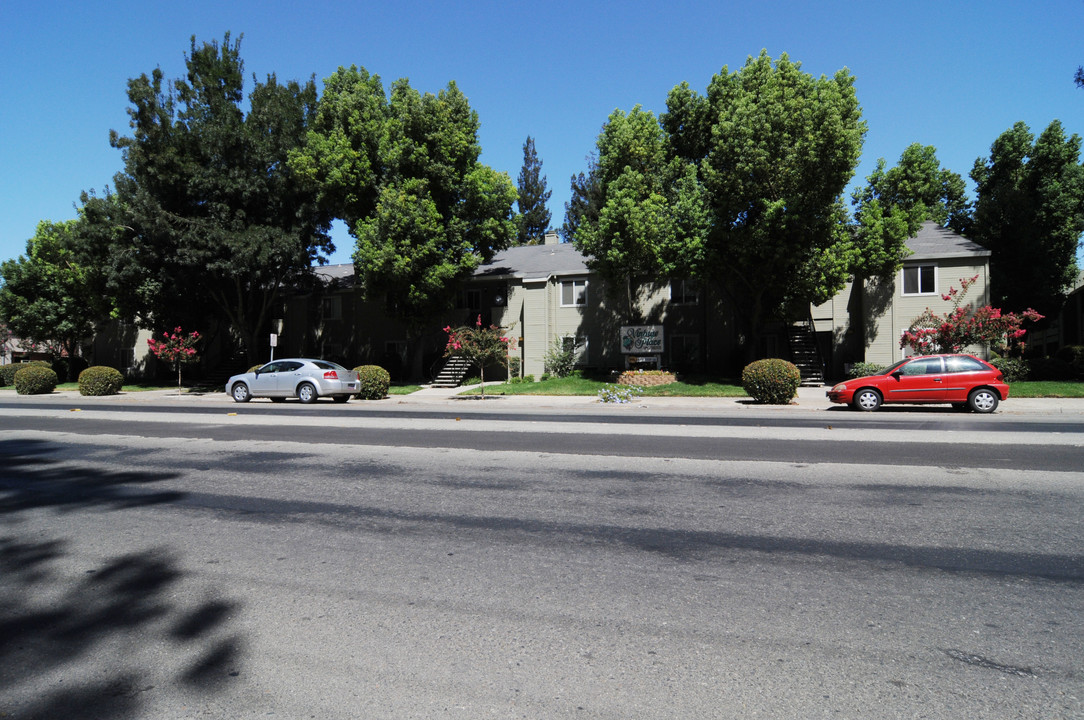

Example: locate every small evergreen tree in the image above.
[516,136,552,244]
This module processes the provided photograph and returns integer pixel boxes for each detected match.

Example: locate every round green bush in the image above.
[78,365,125,396]
[353,365,391,400]
[989,356,1029,382]
[741,358,802,405]
[2,360,52,387]
[14,365,58,395]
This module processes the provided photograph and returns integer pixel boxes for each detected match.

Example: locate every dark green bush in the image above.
[989,356,1029,382]
[1028,356,1074,381]
[353,365,390,400]
[78,366,125,396]
[741,358,801,404]
[847,361,887,379]
[1,360,51,387]
[14,365,58,395]
[1055,345,1084,378]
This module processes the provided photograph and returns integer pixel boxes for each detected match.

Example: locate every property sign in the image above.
[620,325,664,354]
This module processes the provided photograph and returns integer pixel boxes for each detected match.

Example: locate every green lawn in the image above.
[461,375,749,397]
[1008,381,1084,398]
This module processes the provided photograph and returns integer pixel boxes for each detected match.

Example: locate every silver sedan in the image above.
[226,358,359,403]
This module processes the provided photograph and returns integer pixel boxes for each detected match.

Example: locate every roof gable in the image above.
[905,221,989,261]
[474,243,589,281]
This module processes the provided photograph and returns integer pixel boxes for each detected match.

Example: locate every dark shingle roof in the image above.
[474,243,589,281]
[906,221,989,260]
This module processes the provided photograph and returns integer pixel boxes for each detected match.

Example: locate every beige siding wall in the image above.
[865,259,990,365]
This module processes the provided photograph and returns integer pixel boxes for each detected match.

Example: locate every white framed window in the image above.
[560,279,588,307]
[670,279,699,305]
[902,265,937,296]
[561,335,589,364]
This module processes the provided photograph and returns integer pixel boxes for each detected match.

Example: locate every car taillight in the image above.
[323,370,338,379]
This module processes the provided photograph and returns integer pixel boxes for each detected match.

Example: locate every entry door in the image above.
[884,357,946,402]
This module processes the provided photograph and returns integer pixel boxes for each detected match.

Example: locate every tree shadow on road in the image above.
[0,439,246,719]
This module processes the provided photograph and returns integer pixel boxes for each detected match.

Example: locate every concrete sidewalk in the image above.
[6,384,1083,415]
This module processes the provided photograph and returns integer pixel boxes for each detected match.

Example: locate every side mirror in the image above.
[891,370,902,379]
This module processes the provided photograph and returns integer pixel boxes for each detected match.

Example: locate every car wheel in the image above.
[332,394,350,403]
[968,388,999,413]
[852,388,881,412]
[231,382,251,403]
[297,382,318,404]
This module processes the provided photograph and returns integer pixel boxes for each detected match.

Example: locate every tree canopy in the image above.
[849,143,970,278]
[107,32,330,361]
[0,219,107,377]
[515,136,552,244]
[969,120,1084,317]
[569,51,867,357]
[293,68,517,375]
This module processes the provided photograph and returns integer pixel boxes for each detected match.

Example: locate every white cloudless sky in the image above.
[1,0,1081,265]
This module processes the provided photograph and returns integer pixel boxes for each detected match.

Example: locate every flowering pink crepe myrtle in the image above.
[900,276,1042,355]
[147,326,201,391]
[442,318,515,398]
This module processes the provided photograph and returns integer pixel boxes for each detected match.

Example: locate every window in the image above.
[456,288,481,310]
[901,357,943,375]
[561,279,588,306]
[670,279,699,305]
[902,265,936,295]
[670,334,700,367]
[321,295,342,320]
[561,335,589,364]
[945,356,987,373]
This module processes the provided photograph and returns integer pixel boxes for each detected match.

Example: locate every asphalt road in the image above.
[1,401,1081,719]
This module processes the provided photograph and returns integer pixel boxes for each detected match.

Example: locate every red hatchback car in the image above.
[826,354,1009,413]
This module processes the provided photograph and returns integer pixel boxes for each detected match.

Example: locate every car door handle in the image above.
[933,378,942,382]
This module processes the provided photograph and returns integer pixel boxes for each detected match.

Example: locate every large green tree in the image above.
[108,32,330,361]
[515,135,552,243]
[295,70,517,378]
[0,220,108,378]
[970,120,1084,316]
[572,105,709,319]
[568,53,867,362]
[850,143,970,278]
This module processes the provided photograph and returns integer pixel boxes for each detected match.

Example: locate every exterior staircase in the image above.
[787,319,826,386]
[430,356,474,388]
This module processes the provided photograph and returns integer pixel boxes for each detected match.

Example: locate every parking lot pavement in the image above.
[3,385,1083,415]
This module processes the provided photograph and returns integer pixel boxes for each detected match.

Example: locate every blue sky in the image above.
[2,0,1082,265]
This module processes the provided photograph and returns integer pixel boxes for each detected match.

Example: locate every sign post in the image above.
[270,333,278,361]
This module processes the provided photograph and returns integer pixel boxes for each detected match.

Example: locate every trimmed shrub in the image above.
[78,366,125,396]
[14,365,58,395]
[353,365,391,400]
[989,356,1029,382]
[847,362,887,379]
[741,358,801,405]
[1,360,51,387]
